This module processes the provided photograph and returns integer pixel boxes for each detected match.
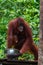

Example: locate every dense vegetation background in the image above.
[0,0,39,59]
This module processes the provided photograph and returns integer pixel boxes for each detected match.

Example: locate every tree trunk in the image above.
[38,0,43,65]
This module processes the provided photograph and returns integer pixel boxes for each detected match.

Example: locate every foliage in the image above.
[18,52,35,60]
[0,0,39,59]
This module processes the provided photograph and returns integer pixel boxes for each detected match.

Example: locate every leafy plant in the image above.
[18,52,35,60]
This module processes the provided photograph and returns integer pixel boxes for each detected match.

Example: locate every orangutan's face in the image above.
[17,21,24,32]
[18,25,24,32]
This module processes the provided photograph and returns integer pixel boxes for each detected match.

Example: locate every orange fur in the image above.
[7,17,38,60]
